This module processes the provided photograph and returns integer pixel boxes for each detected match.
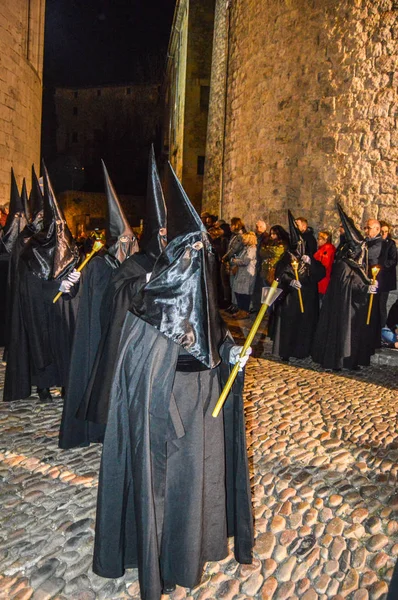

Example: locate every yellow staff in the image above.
[291,257,304,313]
[366,265,380,325]
[53,240,104,304]
[212,279,280,418]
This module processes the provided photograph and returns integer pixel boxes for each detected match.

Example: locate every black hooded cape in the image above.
[271,252,325,359]
[75,252,152,427]
[93,312,253,600]
[311,259,377,369]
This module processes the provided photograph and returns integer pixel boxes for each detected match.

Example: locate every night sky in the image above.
[44,0,176,86]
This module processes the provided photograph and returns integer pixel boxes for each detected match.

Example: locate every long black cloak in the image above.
[58,254,117,448]
[3,260,79,401]
[93,313,253,600]
[271,253,325,359]
[76,253,152,425]
[311,259,376,369]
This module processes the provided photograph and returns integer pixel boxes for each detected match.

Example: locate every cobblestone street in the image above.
[1,342,398,600]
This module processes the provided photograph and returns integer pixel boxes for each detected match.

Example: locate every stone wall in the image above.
[0,0,45,204]
[203,0,398,236]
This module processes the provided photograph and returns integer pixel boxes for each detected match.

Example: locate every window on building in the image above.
[26,0,44,73]
[126,87,131,95]
[72,132,78,143]
[200,86,210,111]
[74,91,78,99]
[97,89,102,97]
[197,156,205,176]
[73,106,78,116]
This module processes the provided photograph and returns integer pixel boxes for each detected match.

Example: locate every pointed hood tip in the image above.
[165,162,205,242]
[139,146,167,262]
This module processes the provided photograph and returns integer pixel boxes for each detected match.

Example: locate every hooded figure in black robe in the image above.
[76,145,167,427]
[59,161,139,449]
[312,204,377,370]
[2,167,44,361]
[3,163,79,402]
[92,163,253,600]
[271,210,325,360]
[0,169,28,346]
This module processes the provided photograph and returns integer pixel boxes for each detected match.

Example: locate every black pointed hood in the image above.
[129,162,226,369]
[101,160,138,263]
[139,145,167,262]
[288,210,304,257]
[20,162,79,280]
[336,203,365,262]
[0,169,28,254]
[21,179,30,222]
[164,161,206,242]
[30,165,44,222]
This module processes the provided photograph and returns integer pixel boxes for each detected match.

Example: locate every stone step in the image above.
[371,348,398,367]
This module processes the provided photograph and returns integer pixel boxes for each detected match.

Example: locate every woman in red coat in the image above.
[314,230,336,299]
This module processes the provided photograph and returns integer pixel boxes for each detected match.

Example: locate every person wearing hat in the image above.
[270,210,325,361]
[312,204,378,370]
[3,163,80,402]
[91,163,253,600]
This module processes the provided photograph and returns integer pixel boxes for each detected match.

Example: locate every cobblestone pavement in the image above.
[1,336,398,600]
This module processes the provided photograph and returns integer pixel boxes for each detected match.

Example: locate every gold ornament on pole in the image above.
[291,257,304,313]
[53,240,104,304]
[212,279,281,418]
[366,265,380,325]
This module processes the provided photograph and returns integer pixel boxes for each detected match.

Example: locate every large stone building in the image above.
[163,0,216,211]
[53,83,160,195]
[202,0,398,232]
[0,0,46,203]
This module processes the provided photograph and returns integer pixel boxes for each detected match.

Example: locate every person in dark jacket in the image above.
[222,217,245,314]
[295,216,317,257]
[312,205,378,370]
[378,221,397,327]
[365,219,383,346]
[270,211,325,361]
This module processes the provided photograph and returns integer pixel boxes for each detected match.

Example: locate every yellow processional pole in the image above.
[212,279,280,418]
[366,265,380,325]
[291,257,304,313]
[53,240,104,304]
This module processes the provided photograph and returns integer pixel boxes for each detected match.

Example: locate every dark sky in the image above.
[44,0,176,86]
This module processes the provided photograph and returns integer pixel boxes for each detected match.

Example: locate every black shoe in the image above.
[225,304,235,313]
[162,583,176,594]
[281,357,289,362]
[37,387,53,402]
[229,306,239,315]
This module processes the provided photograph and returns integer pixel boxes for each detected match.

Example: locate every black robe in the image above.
[3,260,79,401]
[93,313,253,600]
[271,253,325,359]
[76,253,152,426]
[311,259,376,369]
[58,254,117,449]
[0,254,8,346]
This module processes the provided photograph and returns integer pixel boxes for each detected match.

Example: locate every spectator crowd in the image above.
[200,209,398,369]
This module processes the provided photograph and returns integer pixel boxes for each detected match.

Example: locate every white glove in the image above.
[229,346,252,371]
[59,279,73,293]
[67,269,81,284]
[146,272,152,283]
[368,284,378,294]
[290,279,302,289]
[302,255,311,264]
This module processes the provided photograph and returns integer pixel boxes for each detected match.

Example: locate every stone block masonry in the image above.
[203,0,398,235]
[0,0,45,204]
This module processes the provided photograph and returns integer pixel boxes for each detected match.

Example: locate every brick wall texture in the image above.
[203,0,398,235]
[0,0,45,205]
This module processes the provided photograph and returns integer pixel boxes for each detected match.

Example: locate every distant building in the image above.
[163,0,216,212]
[0,0,46,201]
[53,83,161,194]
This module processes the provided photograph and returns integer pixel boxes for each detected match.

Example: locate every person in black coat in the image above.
[270,211,325,361]
[58,160,139,449]
[295,216,317,257]
[378,221,397,327]
[312,205,378,370]
[92,163,253,600]
[3,163,80,402]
